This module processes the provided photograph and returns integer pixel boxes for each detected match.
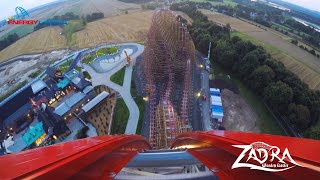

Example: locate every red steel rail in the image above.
[0,131,319,179]
[171,131,320,180]
[0,135,151,179]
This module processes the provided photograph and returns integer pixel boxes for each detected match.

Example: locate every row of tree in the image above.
[0,33,20,51]
[291,39,319,58]
[86,12,104,22]
[34,12,81,31]
[171,2,320,139]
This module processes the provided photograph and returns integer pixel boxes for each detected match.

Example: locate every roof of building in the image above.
[53,92,86,116]
[45,67,57,78]
[0,87,33,121]
[57,78,70,89]
[22,122,45,146]
[82,91,109,113]
[65,69,79,80]
[83,86,94,94]
[53,102,69,116]
[5,136,27,153]
[211,95,222,102]
[210,88,220,92]
[4,103,31,127]
[71,77,90,90]
[31,80,47,94]
[66,92,86,107]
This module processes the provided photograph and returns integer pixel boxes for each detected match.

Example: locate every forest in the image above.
[171,2,320,139]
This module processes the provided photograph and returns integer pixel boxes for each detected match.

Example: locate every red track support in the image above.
[171,131,320,179]
[0,135,151,179]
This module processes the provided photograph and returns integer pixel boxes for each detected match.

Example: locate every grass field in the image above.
[202,9,320,90]
[183,0,237,7]
[232,31,320,90]
[213,62,286,135]
[59,58,73,73]
[130,73,145,134]
[0,25,35,41]
[110,67,126,86]
[0,27,67,62]
[111,98,130,134]
[0,8,192,62]
[96,46,119,56]
[74,10,153,49]
[64,20,86,47]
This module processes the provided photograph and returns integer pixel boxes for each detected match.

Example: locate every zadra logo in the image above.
[232,142,302,172]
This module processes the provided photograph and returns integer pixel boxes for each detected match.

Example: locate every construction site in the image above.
[142,9,195,149]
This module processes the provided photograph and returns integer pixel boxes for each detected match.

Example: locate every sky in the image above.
[283,0,320,12]
[0,0,320,20]
[0,0,59,20]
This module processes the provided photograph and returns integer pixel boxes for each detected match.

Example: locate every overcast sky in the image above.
[1,0,320,20]
[0,0,58,20]
[283,0,320,12]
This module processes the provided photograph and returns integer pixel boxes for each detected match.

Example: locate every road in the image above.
[191,53,203,131]
[83,43,144,134]
[196,52,212,131]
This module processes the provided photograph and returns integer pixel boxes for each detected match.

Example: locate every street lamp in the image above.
[143,96,149,101]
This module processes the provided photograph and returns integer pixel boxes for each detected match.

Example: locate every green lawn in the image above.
[74,66,82,72]
[0,25,35,40]
[83,71,92,80]
[110,67,126,86]
[231,31,281,55]
[63,20,86,47]
[96,46,119,56]
[59,58,73,73]
[130,73,145,134]
[213,62,286,135]
[112,98,130,134]
[82,54,95,64]
[28,69,42,79]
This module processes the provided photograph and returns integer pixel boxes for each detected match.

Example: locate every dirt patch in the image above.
[210,79,239,94]
[0,50,69,97]
[221,89,260,133]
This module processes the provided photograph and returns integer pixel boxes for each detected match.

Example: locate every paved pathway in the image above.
[83,43,144,134]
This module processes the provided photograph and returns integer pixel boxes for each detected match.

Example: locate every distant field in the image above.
[74,11,153,49]
[0,7,192,62]
[202,9,320,90]
[0,27,67,62]
[183,0,237,7]
[0,25,35,41]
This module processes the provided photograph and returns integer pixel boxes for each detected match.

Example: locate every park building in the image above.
[78,91,116,135]
[210,88,224,123]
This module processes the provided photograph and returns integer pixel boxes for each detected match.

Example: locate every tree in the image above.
[288,104,311,130]
[305,126,320,140]
[248,65,275,92]
[226,23,231,31]
[263,81,293,111]
[197,33,212,54]
[238,51,260,77]
[220,49,237,69]
[291,39,298,45]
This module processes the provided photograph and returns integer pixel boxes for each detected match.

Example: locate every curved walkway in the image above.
[83,43,144,134]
